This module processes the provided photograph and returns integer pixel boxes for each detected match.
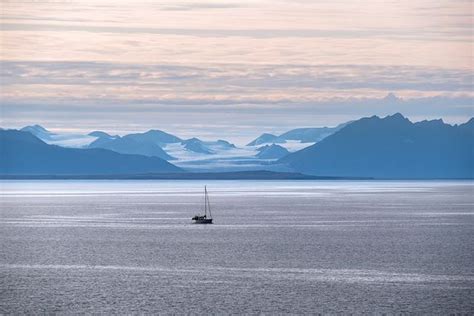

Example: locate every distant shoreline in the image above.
[1,171,472,180]
[0,171,371,180]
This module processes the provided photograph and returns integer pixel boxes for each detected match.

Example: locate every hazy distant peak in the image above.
[383,92,402,103]
[22,124,49,132]
[181,137,214,154]
[256,143,289,159]
[246,133,279,146]
[124,129,181,145]
[216,139,236,148]
[88,134,175,161]
[21,124,51,134]
[184,137,201,142]
[145,129,176,136]
[20,124,54,140]
[88,131,115,138]
[257,143,285,151]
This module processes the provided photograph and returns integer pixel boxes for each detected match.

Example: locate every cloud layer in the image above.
[0,0,473,142]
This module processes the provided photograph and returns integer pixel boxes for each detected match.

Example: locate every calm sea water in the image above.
[1,180,473,314]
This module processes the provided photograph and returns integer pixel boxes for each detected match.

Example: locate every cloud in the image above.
[1,61,472,102]
[2,22,472,42]
[159,2,243,11]
[1,0,472,143]
[1,0,472,68]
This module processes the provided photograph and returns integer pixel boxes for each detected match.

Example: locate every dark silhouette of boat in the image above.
[192,186,213,224]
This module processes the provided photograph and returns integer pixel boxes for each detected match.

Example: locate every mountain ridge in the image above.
[279,113,474,178]
[256,144,290,159]
[0,130,182,175]
[88,133,176,160]
[247,122,350,146]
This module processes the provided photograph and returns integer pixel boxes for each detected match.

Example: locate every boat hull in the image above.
[193,218,213,224]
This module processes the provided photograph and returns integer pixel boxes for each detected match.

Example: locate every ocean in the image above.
[1,180,473,313]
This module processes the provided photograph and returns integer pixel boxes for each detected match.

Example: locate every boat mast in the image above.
[207,186,212,219]
[204,186,207,217]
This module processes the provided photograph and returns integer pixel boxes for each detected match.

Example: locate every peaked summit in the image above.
[279,114,474,179]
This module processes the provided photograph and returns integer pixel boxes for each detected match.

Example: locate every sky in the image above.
[0,0,473,143]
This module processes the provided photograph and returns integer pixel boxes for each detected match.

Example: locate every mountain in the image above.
[21,125,97,148]
[125,129,182,146]
[214,139,236,149]
[256,144,290,159]
[279,114,474,179]
[181,138,214,154]
[179,138,237,155]
[88,135,175,160]
[278,122,349,143]
[88,131,115,138]
[0,130,182,175]
[20,124,55,140]
[247,133,280,146]
[87,129,181,160]
[247,122,349,147]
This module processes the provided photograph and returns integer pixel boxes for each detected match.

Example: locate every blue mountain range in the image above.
[88,131,176,160]
[20,124,54,140]
[247,122,349,146]
[279,114,474,178]
[0,130,182,175]
[5,114,474,178]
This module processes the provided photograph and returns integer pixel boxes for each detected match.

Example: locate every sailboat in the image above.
[192,186,213,224]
